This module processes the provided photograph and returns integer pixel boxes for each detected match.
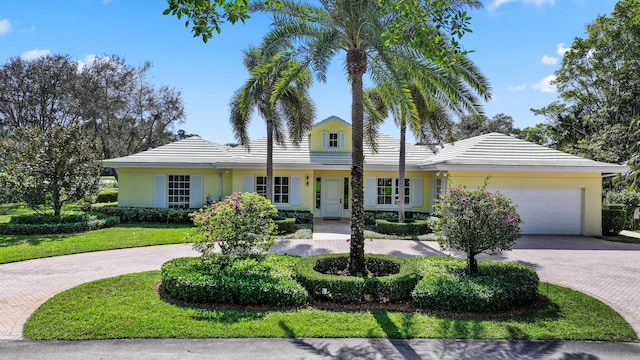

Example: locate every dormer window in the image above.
[322,130,345,150]
[328,132,339,148]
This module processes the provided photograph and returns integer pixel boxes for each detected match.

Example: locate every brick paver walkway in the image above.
[0,245,198,340]
[1,236,639,340]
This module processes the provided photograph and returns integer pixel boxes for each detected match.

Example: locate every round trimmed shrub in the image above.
[0,213,120,235]
[295,254,419,303]
[161,255,309,306]
[411,257,539,312]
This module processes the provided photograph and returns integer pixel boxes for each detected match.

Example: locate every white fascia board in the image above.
[101,161,217,169]
[420,163,629,174]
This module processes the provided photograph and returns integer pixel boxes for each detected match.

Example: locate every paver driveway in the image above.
[0,236,639,340]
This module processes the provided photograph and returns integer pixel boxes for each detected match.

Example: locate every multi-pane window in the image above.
[168,175,190,208]
[328,132,339,148]
[397,178,410,205]
[376,178,410,205]
[256,176,290,204]
[273,176,289,204]
[432,178,446,209]
[256,176,267,197]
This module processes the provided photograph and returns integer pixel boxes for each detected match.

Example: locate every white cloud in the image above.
[541,55,558,65]
[556,43,570,56]
[20,49,50,60]
[23,25,36,33]
[0,18,11,35]
[490,0,554,9]
[533,75,557,93]
[508,84,527,92]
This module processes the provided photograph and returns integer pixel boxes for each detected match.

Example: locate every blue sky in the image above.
[1,0,618,145]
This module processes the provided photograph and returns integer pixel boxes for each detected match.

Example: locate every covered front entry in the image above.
[321,177,343,218]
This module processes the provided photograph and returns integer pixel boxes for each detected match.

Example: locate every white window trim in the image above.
[372,177,413,209]
[431,177,447,212]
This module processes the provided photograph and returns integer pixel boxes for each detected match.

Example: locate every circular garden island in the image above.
[160,189,539,315]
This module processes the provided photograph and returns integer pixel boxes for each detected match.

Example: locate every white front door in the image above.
[322,177,343,218]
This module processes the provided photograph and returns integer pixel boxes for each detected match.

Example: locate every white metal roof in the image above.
[101,136,235,168]
[101,129,627,174]
[421,132,628,173]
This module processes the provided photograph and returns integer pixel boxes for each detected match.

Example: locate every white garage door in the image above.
[488,188,583,235]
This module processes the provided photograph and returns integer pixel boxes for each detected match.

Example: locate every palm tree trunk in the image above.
[347,48,367,276]
[398,122,406,223]
[266,118,274,202]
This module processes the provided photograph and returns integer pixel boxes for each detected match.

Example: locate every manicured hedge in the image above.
[411,257,539,312]
[276,210,313,224]
[273,217,296,234]
[94,206,194,223]
[295,254,419,303]
[364,211,430,226]
[94,206,315,225]
[602,204,626,235]
[375,219,430,236]
[96,189,118,203]
[0,213,120,235]
[161,255,309,306]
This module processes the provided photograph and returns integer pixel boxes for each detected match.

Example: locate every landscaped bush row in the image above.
[96,189,118,203]
[161,254,541,312]
[94,206,314,225]
[95,206,194,223]
[295,254,419,303]
[411,257,539,312]
[374,219,430,236]
[273,217,296,234]
[602,204,626,235]
[161,255,309,306]
[276,210,313,224]
[0,213,120,235]
[364,211,430,226]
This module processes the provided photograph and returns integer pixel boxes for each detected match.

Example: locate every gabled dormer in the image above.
[309,116,352,152]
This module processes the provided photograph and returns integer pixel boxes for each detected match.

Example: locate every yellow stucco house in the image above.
[102,116,627,236]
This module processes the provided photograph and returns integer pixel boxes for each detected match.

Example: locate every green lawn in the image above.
[0,223,193,264]
[23,271,637,341]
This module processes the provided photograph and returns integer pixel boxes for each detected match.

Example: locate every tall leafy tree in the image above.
[627,116,640,190]
[256,0,481,274]
[532,0,640,165]
[0,54,185,161]
[364,56,490,222]
[76,56,186,160]
[0,124,101,216]
[456,113,520,140]
[229,45,315,202]
[0,55,79,134]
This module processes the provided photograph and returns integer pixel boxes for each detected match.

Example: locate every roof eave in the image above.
[101,161,217,169]
[420,163,629,174]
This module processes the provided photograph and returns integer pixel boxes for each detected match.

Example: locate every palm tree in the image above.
[259,0,482,275]
[229,45,315,202]
[365,56,491,222]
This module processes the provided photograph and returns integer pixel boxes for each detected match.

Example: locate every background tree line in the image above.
[0,54,186,214]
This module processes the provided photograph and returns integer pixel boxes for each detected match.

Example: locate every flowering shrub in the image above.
[190,191,278,261]
[433,182,522,274]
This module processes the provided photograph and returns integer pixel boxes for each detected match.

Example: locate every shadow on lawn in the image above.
[0,233,69,247]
